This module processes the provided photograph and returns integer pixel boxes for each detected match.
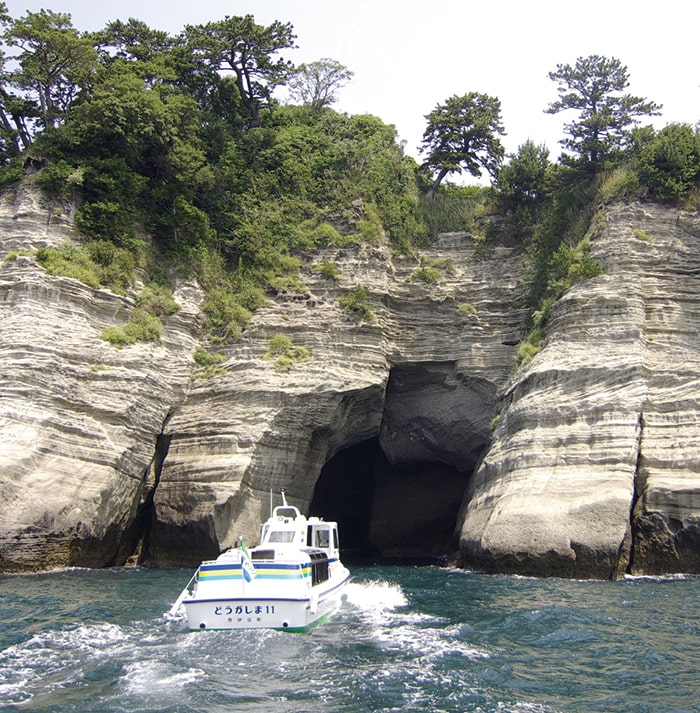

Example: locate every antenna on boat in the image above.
[280,488,287,506]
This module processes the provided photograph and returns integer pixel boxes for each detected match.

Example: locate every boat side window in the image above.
[269,530,295,543]
[315,529,330,548]
[333,528,339,550]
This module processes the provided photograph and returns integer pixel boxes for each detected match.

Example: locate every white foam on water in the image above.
[373,620,488,661]
[344,580,408,612]
[0,677,33,706]
[0,621,138,704]
[496,701,563,712]
[623,572,692,582]
[44,621,130,652]
[121,660,205,695]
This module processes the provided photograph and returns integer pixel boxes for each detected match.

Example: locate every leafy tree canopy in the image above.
[497,140,550,206]
[638,123,700,202]
[546,54,661,171]
[4,8,98,131]
[0,2,696,351]
[420,92,505,198]
[182,14,296,128]
[287,58,353,110]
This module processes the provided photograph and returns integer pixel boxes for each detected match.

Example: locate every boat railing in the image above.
[167,567,198,617]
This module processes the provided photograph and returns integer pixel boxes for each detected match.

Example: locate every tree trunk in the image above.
[425,167,450,199]
[0,108,22,156]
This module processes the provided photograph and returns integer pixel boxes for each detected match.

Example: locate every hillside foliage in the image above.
[0,4,698,351]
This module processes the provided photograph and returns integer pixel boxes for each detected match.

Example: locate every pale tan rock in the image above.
[4,182,699,578]
[0,187,202,571]
[458,203,700,577]
[150,233,527,565]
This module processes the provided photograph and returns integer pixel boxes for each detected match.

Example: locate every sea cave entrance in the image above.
[309,437,471,562]
[309,362,496,562]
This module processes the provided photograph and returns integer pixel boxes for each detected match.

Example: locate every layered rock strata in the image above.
[150,238,526,565]
[0,186,202,571]
[458,203,700,577]
[3,182,700,578]
[0,185,526,570]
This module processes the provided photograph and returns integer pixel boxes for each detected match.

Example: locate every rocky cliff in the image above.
[0,186,202,570]
[1,185,699,578]
[459,203,700,577]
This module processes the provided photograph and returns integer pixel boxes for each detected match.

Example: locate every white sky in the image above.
[5,0,700,165]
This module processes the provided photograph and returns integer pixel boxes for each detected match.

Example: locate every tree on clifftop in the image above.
[183,15,296,128]
[546,54,661,172]
[420,92,505,198]
[4,9,98,131]
[288,58,353,110]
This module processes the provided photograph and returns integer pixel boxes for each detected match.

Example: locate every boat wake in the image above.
[341,578,488,659]
[343,579,408,613]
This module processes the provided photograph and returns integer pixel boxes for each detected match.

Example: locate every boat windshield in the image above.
[268,530,296,543]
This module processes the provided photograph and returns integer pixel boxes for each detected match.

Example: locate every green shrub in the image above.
[598,166,641,203]
[338,285,374,322]
[458,303,478,316]
[0,164,24,188]
[35,239,140,294]
[273,355,293,372]
[135,284,179,316]
[410,266,442,284]
[193,348,226,366]
[201,289,252,342]
[268,333,293,355]
[633,228,653,241]
[426,257,455,274]
[313,222,345,246]
[514,327,545,369]
[33,160,84,198]
[262,333,311,371]
[36,243,101,288]
[192,347,226,376]
[419,191,484,237]
[85,240,136,293]
[639,123,700,202]
[102,308,163,345]
[192,346,226,378]
[4,250,29,262]
[409,255,455,284]
[312,258,341,280]
[545,237,602,297]
[357,203,384,242]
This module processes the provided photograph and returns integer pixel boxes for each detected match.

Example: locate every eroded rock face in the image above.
[0,186,525,571]
[458,204,700,577]
[3,182,699,578]
[0,186,202,571]
[150,235,526,565]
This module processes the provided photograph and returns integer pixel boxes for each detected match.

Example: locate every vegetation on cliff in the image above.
[0,4,698,354]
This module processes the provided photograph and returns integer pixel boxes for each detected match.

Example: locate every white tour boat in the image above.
[169,490,350,632]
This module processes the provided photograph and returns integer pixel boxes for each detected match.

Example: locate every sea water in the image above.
[0,565,698,712]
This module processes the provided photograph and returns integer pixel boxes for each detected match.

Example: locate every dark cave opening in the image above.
[309,437,473,563]
[309,362,496,563]
[309,439,380,555]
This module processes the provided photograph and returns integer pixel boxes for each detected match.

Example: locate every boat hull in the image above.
[183,572,349,632]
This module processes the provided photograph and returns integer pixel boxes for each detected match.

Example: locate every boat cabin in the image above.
[259,503,340,561]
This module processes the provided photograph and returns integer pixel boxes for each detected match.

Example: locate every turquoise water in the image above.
[0,565,698,712]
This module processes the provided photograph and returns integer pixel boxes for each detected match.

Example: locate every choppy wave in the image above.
[1,566,699,712]
[344,578,408,611]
